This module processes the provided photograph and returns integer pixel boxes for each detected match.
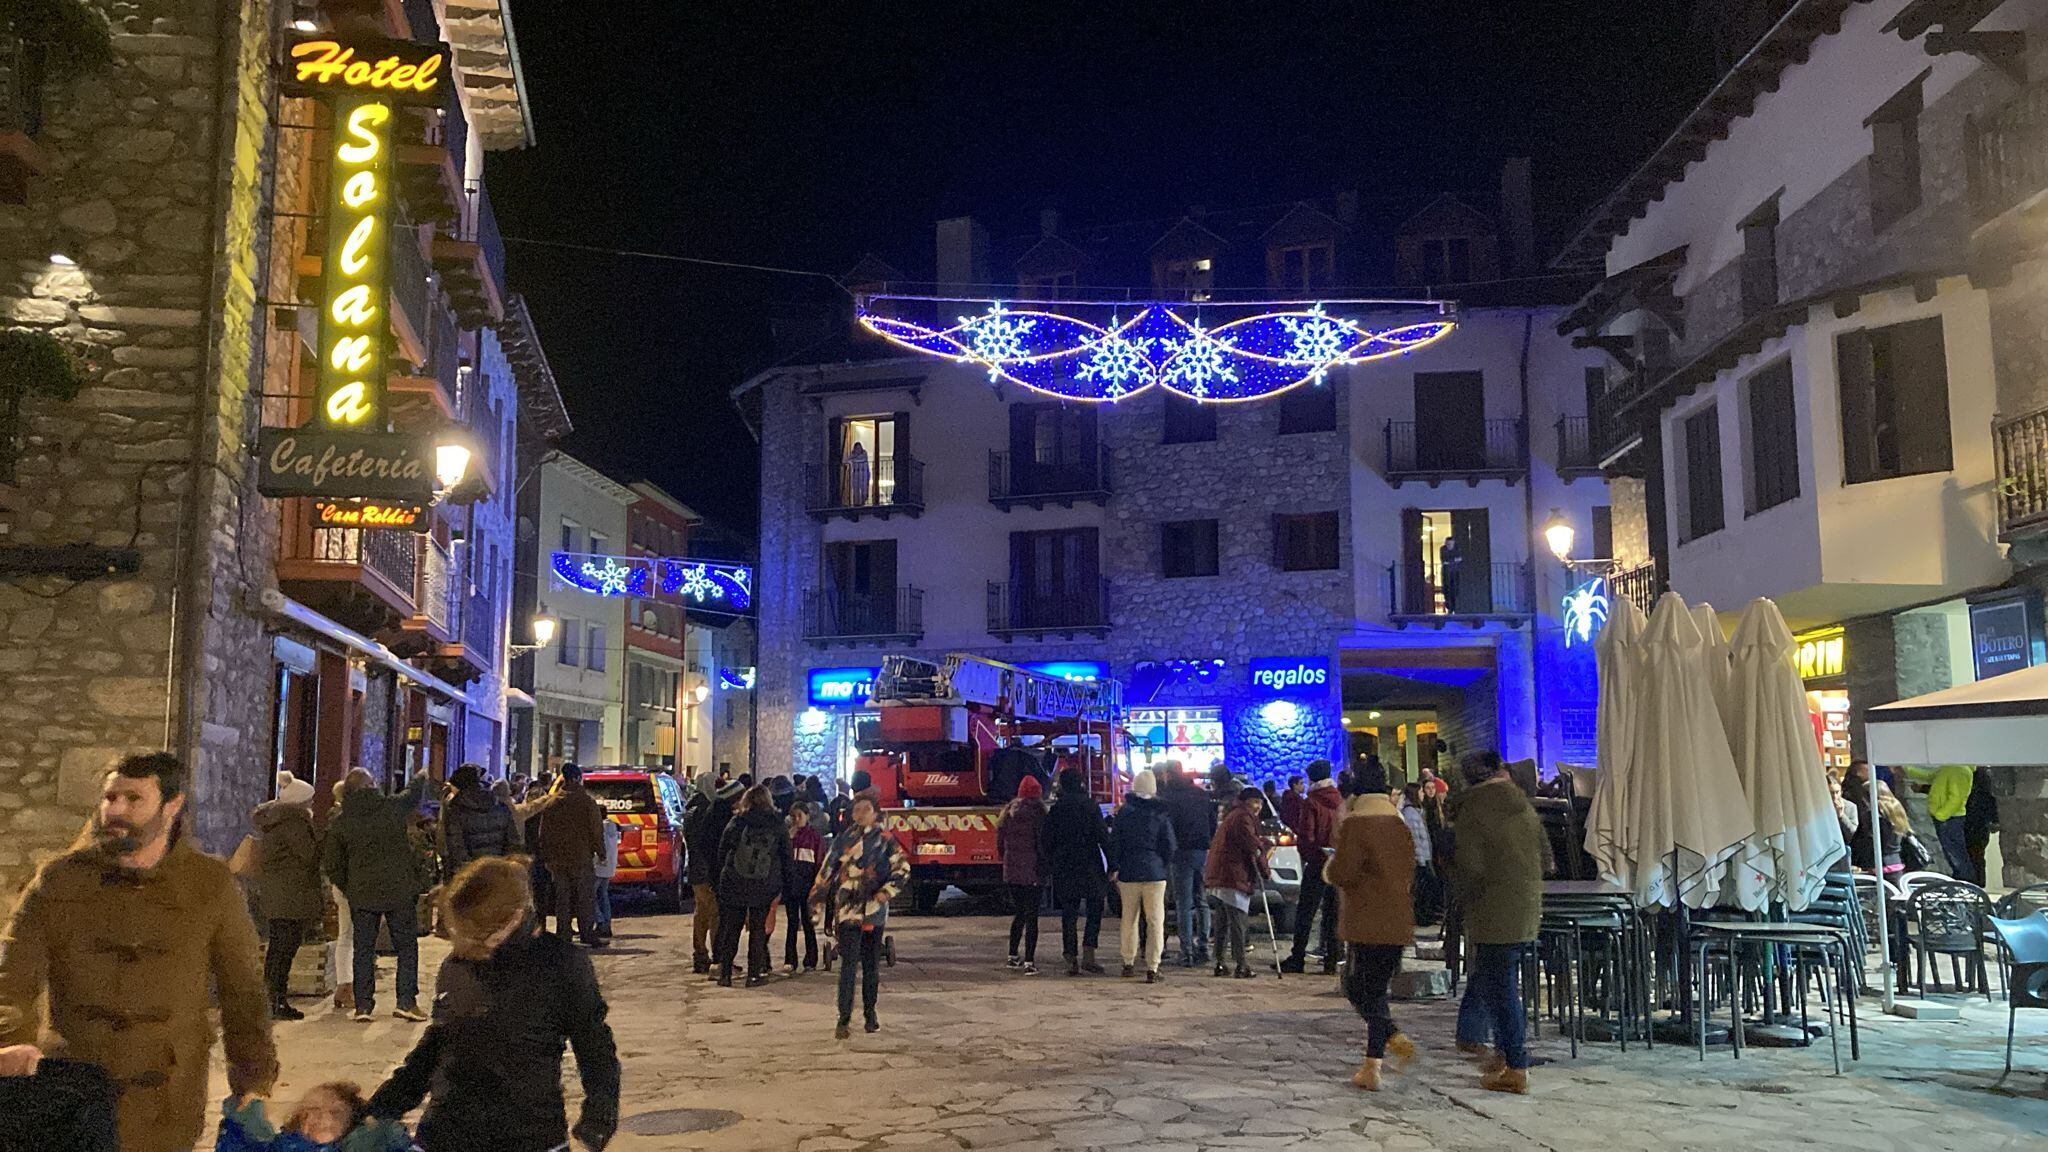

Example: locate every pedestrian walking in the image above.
[1158,760,1216,968]
[716,784,790,987]
[1262,780,1284,819]
[1281,759,1345,974]
[323,767,432,1023]
[682,771,739,972]
[815,795,910,1037]
[1398,783,1442,926]
[592,815,621,945]
[0,752,276,1152]
[784,802,824,971]
[366,857,620,1152]
[1965,767,1998,889]
[997,774,1048,973]
[252,771,323,1021]
[1111,769,1177,982]
[535,762,607,948]
[1204,786,1270,979]
[1278,775,1306,831]
[1041,767,1112,976]
[1450,752,1542,1095]
[1325,786,1419,1091]
[1906,764,1977,884]
[439,763,516,873]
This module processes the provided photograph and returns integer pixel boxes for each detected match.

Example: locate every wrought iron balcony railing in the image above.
[809,453,925,519]
[1384,419,1527,484]
[988,447,1111,509]
[987,578,1109,636]
[803,586,925,643]
[1385,560,1530,620]
[1994,405,2048,540]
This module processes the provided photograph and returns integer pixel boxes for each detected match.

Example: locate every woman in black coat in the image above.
[1038,768,1111,976]
[715,785,791,987]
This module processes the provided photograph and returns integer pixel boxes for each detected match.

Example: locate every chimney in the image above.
[1040,207,1061,238]
[935,215,990,295]
[1500,157,1536,273]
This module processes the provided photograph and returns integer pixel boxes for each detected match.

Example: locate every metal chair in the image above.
[1986,915,2048,1079]
[1903,881,1994,999]
[1897,870,1952,894]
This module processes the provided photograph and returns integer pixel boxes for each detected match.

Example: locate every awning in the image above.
[1864,664,2048,766]
[504,686,537,710]
[261,590,472,708]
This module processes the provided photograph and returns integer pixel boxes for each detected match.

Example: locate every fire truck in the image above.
[857,653,1126,912]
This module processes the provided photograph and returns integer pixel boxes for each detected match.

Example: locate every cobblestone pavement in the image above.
[209,908,2048,1151]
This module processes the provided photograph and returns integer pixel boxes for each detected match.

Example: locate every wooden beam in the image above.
[1926,29,2028,82]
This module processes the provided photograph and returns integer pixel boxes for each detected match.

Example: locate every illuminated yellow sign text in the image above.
[1794,627,1845,681]
[290,39,444,98]
[317,95,391,429]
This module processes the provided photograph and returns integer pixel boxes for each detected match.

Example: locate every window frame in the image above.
[1273,510,1341,572]
[1836,315,1952,485]
[1277,385,1337,435]
[1269,241,1335,292]
[1678,404,1726,543]
[556,617,581,666]
[1867,74,1926,233]
[1741,357,1800,516]
[1161,518,1221,579]
[587,623,608,672]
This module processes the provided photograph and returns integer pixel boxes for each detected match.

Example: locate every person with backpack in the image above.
[715,785,790,987]
[997,774,1048,974]
[784,802,824,972]
[1040,768,1112,977]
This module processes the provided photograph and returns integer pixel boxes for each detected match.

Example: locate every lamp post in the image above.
[509,614,555,656]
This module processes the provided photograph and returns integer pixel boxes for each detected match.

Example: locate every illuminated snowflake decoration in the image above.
[674,563,721,603]
[960,303,1037,380]
[581,557,635,597]
[1160,325,1239,399]
[1074,327,1150,397]
[1279,306,1354,363]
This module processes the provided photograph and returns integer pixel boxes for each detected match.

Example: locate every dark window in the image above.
[1161,519,1220,578]
[1744,359,1800,514]
[1681,406,1725,541]
[1021,271,1076,298]
[1162,392,1217,444]
[1007,402,1099,494]
[1868,77,1925,232]
[1739,196,1779,316]
[556,618,580,666]
[822,539,900,634]
[1837,316,1951,484]
[1277,385,1336,434]
[1270,243,1334,291]
[1591,505,1613,561]
[1006,527,1102,625]
[1273,511,1340,572]
[1413,370,1486,469]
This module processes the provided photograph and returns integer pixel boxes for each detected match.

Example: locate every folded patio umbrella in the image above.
[1587,591,1647,888]
[1630,592,1757,909]
[1725,597,1846,910]
[1692,601,1735,740]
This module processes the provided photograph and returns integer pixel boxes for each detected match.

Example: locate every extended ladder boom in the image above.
[875,653,1120,721]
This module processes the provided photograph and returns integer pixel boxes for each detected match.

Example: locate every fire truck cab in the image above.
[858,653,1125,912]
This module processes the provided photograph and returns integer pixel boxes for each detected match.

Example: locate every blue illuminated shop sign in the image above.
[1021,660,1108,682]
[808,666,879,707]
[1247,656,1331,697]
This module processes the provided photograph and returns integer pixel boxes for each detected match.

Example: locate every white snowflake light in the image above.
[960,303,1037,380]
[1278,306,1355,364]
[1075,330,1152,396]
[675,563,723,603]
[1161,324,1239,398]
[581,557,635,597]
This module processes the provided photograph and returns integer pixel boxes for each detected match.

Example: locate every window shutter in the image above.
[1452,508,1492,613]
[1399,508,1426,614]
[1891,317,1951,476]
[1836,330,1877,484]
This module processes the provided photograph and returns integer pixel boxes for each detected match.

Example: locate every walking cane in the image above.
[1258,885,1284,980]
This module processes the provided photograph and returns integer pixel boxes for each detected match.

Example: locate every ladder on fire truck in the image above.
[875,654,1124,793]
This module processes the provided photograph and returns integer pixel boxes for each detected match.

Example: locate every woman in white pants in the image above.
[1109,770,1178,982]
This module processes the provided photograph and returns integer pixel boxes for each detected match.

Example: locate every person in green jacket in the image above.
[323,769,431,1023]
[1904,764,1976,884]
[1449,751,1542,1095]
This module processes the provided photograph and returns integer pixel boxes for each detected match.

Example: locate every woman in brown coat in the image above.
[1324,791,1418,1091]
[1202,787,1270,979]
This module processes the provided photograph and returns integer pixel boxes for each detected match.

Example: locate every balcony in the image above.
[1555,415,1601,479]
[399,536,457,645]
[456,579,499,675]
[803,586,925,646]
[1385,561,1530,627]
[1383,419,1527,486]
[1609,562,1659,615]
[987,578,1109,638]
[276,502,419,635]
[1994,405,2048,541]
[1590,374,1646,466]
[988,447,1112,510]
[388,206,433,368]
[808,453,925,521]
[1969,79,2048,231]
[433,181,506,328]
[396,80,466,231]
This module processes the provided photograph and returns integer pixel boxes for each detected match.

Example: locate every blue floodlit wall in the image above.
[1225,697,1343,782]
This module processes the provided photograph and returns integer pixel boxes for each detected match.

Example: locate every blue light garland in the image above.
[857,296,1455,403]
[551,551,754,610]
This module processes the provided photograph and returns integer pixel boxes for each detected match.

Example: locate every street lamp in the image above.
[1542,507,1575,564]
[509,614,555,655]
[434,437,473,492]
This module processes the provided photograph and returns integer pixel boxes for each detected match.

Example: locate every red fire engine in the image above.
[858,653,1126,912]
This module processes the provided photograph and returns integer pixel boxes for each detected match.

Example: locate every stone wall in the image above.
[0,1,284,906]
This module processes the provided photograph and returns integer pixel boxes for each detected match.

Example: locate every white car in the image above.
[1260,816,1303,931]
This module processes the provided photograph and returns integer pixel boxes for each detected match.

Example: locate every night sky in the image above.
[485,1,1718,533]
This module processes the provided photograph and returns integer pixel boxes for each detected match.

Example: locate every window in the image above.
[1277,385,1336,434]
[1743,359,1800,514]
[1680,406,1725,541]
[829,413,905,507]
[1269,242,1334,291]
[1161,519,1220,578]
[1020,271,1076,298]
[823,540,900,634]
[1837,316,1950,484]
[556,617,581,666]
[1273,511,1340,572]
[1399,508,1493,615]
[588,532,607,559]
[587,624,608,672]
[1591,505,1613,561]
[1007,403,1098,493]
[1155,255,1215,300]
[1739,196,1779,317]
[1004,527,1102,627]
[1868,77,1925,232]
[1419,236,1473,284]
[1162,392,1217,444]
[559,519,580,555]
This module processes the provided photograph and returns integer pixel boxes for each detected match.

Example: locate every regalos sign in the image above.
[1247,656,1331,698]
[286,34,448,431]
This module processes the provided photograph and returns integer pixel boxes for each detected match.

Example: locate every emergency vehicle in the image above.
[859,653,1126,912]
[581,767,689,912]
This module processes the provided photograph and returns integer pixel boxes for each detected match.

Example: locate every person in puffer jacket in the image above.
[439,765,516,873]
[367,857,619,1152]
[1109,770,1177,982]
[997,775,1048,973]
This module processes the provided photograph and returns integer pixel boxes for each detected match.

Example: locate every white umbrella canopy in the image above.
[1692,601,1735,737]
[1630,592,1758,909]
[1726,597,1846,910]
[1586,592,1647,887]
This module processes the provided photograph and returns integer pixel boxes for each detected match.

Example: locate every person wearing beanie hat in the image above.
[1110,770,1177,982]
[682,770,737,973]
[1282,759,1346,975]
[1203,787,1271,977]
[998,774,1049,973]
[368,858,621,1152]
[252,772,323,1019]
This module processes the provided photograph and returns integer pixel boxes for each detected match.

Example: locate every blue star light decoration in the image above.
[551,552,753,611]
[552,552,651,598]
[657,558,754,610]
[857,296,1454,403]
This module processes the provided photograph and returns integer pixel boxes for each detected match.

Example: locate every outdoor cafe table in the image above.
[1690,920,1860,1073]
[1540,880,1650,1051]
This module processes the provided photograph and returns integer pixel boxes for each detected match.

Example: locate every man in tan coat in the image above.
[0,752,277,1152]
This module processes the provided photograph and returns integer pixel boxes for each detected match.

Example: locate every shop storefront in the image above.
[796,665,882,786]
[1795,625,1851,774]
